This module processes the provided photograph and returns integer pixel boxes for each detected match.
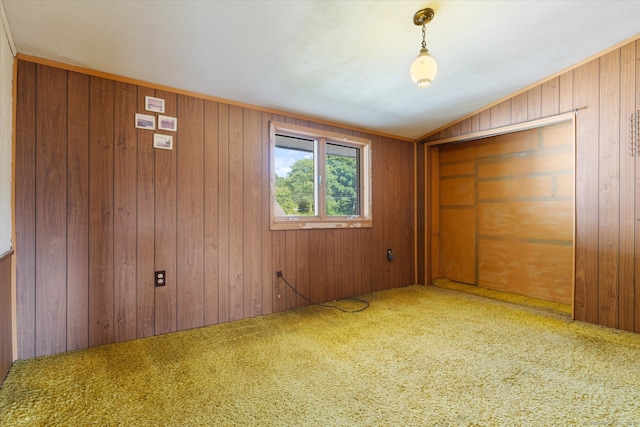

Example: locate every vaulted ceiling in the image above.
[3,0,639,139]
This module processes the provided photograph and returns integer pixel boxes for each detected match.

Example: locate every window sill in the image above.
[270,218,372,231]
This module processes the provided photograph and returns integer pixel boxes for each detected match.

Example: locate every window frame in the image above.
[270,120,372,231]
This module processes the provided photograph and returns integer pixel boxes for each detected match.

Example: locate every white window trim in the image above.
[270,121,372,231]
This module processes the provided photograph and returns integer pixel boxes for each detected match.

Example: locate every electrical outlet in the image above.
[276,271,283,277]
[155,271,166,287]
[387,249,394,262]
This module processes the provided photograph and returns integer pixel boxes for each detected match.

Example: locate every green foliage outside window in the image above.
[325,155,358,216]
[276,156,358,216]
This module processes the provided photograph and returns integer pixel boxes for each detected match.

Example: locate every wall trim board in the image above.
[413,142,418,284]
[418,33,640,142]
[10,43,16,362]
[422,112,576,146]
[15,54,413,143]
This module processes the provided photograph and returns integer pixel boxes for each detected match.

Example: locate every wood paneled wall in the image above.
[419,38,640,333]
[14,60,415,359]
[437,122,574,305]
[0,251,12,383]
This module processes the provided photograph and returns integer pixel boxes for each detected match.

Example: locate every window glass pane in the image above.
[274,134,315,216]
[325,143,359,216]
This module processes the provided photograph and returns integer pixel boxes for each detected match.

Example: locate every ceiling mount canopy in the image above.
[413,7,434,26]
[410,7,438,89]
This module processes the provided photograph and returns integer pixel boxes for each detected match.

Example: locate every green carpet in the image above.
[1,285,639,426]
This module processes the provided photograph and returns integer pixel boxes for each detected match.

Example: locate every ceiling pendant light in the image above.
[410,8,437,88]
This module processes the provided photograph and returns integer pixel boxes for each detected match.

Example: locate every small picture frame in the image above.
[135,113,156,130]
[145,96,165,113]
[153,133,173,150]
[158,115,177,132]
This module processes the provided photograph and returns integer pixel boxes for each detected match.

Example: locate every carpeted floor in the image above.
[431,278,573,317]
[1,285,639,426]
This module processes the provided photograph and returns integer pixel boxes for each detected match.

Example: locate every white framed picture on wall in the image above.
[134,113,155,130]
[157,115,177,132]
[153,133,173,150]
[145,96,165,113]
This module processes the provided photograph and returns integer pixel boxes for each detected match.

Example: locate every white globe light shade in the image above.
[410,48,438,88]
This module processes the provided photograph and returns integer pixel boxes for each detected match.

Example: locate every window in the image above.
[270,121,372,230]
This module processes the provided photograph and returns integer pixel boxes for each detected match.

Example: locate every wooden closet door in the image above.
[438,157,477,284]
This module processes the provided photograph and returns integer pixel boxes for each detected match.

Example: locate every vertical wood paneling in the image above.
[422,39,640,333]
[204,100,220,326]
[344,229,355,295]
[511,93,528,125]
[228,106,244,321]
[113,82,138,342]
[285,230,297,308]
[381,137,393,291]
[416,143,426,285]
[15,61,36,358]
[559,71,574,113]
[324,230,336,299]
[361,228,372,294]
[370,135,383,292]
[459,118,471,136]
[353,229,363,295]
[136,87,156,339]
[176,95,205,330]
[470,115,480,133]
[66,72,89,351]
[260,113,273,315]
[88,76,114,348]
[334,230,345,298]
[309,229,325,302]
[343,229,354,296]
[479,110,491,131]
[618,42,636,332]
[297,231,311,303]
[332,229,349,299]
[597,50,621,328]
[35,65,68,356]
[573,59,600,324]
[392,140,404,286]
[490,100,511,128]
[430,148,440,280]
[243,108,263,316]
[541,77,560,117]
[217,104,230,322]
[154,90,178,335]
[635,40,640,333]
[272,231,286,313]
[404,142,415,285]
[527,86,542,120]
[15,59,417,358]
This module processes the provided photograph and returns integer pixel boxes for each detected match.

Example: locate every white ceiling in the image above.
[2,0,639,140]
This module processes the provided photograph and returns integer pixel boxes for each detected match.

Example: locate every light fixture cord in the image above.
[421,24,426,49]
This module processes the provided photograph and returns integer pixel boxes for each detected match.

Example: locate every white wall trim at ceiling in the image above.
[0,1,16,57]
